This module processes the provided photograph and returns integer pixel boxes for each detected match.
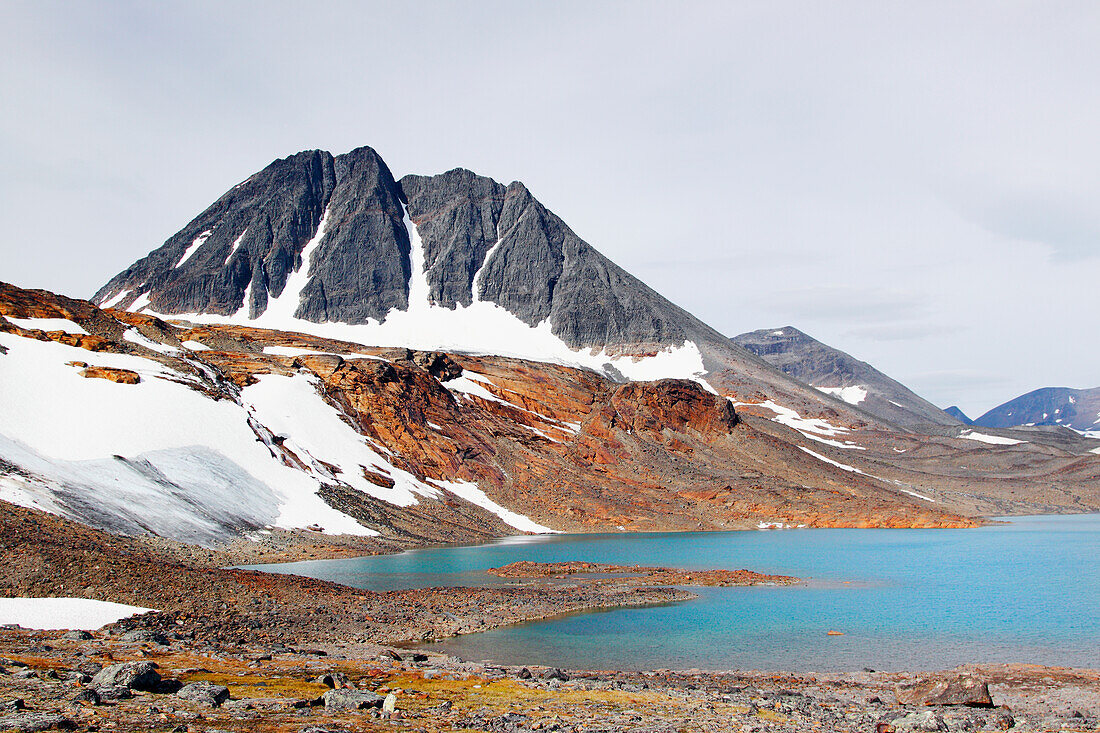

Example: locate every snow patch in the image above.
[241,373,441,508]
[224,229,248,265]
[817,385,868,405]
[99,289,131,309]
[180,340,210,351]
[3,317,87,335]
[960,430,1025,446]
[797,446,864,474]
[123,328,179,355]
[0,597,154,631]
[438,479,557,534]
[175,230,212,268]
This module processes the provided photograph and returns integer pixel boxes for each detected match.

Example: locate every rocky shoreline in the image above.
[5,504,1100,731]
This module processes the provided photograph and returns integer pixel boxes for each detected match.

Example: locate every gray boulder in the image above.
[89,661,161,691]
[315,672,349,689]
[176,681,230,707]
[321,689,384,710]
[895,674,994,708]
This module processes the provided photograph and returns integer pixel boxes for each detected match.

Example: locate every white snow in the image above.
[896,487,936,502]
[770,330,786,336]
[123,328,179,355]
[99,289,131,309]
[261,208,331,323]
[175,230,212,268]
[224,229,248,265]
[135,205,714,388]
[3,317,87,335]
[959,430,1025,446]
[241,373,442,508]
[260,345,385,361]
[1092,446,1100,455]
[732,398,861,448]
[797,446,864,474]
[816,385,868,405]
[438,479,556,533]
[128,292,151,313]
[180,340,210,351]
[797,444,935,502]
[0,331,374,541]
[0,598,153,631]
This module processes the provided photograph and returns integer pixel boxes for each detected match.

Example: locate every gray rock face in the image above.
[402,169,694,350]
[89,661,161,692]
[95,146,409,325]
[974,386,1100,431]
[732,326,961,428]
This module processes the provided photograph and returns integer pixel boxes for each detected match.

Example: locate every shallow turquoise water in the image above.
[244,514,1100,671]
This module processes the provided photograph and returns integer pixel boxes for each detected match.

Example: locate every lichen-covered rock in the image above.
[895,674,994,708]
[176,681,230,707]
[89,661,161,691]
[321,688,384,710]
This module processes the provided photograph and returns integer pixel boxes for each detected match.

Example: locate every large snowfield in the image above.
[0,327,554,543]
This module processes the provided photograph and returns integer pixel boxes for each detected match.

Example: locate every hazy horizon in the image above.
[3,1,1098,416]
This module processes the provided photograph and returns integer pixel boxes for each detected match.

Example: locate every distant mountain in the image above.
[944,406,973,424]
[974,387,1100,433]
[731,327,961,428]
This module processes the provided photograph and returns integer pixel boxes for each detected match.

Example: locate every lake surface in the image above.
[245,514,1100,672]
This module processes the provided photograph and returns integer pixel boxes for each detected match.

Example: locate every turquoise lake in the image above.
[244,514,1100,672]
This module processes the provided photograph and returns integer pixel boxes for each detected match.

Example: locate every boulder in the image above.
[895,674,994,708]
[93,686,132,701]
[89,661,161,691]
[315,672,349,689]
[61,631,92,642]
[176,682,230,707]
[382,692,397,714]
[321,689,384,710]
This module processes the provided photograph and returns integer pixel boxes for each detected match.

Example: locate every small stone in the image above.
[382,693,397,714]
[75,688,100,705]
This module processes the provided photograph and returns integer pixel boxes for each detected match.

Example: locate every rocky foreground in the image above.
[2,625,1098,733]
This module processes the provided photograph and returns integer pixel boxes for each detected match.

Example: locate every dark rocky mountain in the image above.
[732,327,961,428]
[944,406,973,424]
[974,387,1100,433]
[93,146,872,423]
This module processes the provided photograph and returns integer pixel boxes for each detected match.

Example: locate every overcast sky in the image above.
[2,1,1097,416]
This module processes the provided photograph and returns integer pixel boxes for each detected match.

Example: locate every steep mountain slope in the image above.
[1,282,985,551]
[732,327,960,428]
[975,387,1100,433]
[92,147,883,430]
